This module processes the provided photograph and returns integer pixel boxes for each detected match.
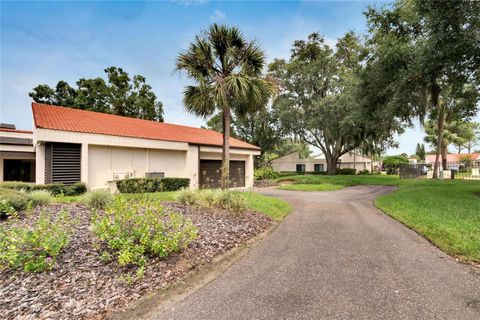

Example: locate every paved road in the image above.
[152,186,480,320]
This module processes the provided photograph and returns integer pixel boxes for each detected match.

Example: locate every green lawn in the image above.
[277,174,480,263]
[277,183,345,191]
[53,190,291,221]
[241,191,292,221]
[375,179,480,263]
[277,174,400,187]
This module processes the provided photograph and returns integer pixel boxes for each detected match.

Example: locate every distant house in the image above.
[0,103,261,191]
[270,151,376,173]
[425,153,480,166]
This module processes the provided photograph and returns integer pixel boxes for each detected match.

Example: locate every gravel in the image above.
[0,202,272,320]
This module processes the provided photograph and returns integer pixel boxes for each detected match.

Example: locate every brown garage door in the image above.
[200,160,245,188]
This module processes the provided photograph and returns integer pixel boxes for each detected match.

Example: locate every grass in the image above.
[375,179,480,263]
[277,174,480,263]
[52,190,291,221]
[277,174,400,187]
[277,183,344,191]
[241,191,292,221]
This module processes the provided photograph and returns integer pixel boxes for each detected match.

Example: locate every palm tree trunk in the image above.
[221,107,231,189]
[432,84,443,179]
[441,139,448,170]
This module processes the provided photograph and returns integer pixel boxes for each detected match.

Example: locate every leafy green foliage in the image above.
[91,199,197,270]
[336,168,357,175]
[176,189,247,213]
[254,167,279,181]
[81,190,113,210]
[29,67,164,121]
[382,155,409,175]
[176,24,274,188]
[0,209,75,272]
[28,190,53,207]
[116,178,190,193]
[0,189,29,216]
[0,182,87,196]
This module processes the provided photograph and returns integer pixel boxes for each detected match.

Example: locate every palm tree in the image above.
[176,24,274,189]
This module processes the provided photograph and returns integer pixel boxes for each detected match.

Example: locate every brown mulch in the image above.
[0,203,273,320]
[253,180,279,188]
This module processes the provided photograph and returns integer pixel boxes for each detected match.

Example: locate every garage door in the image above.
[200,160,245,188]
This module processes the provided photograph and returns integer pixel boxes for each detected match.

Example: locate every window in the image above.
[296,164,305,172]
[314,164,324,172]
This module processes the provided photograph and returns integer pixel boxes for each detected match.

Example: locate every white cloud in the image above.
[210,9,226,21]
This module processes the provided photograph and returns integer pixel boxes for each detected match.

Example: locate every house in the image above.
[0,124,35,182]
[424,153,480,167]
[270,151,376,173]
[0,103,260,191]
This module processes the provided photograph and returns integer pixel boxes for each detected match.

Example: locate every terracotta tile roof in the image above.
[0,128,33,134]
[425,153,480,163]
[31,103,260,150]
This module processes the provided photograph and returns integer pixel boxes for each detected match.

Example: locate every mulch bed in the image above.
[0,202,273,320]
[253,180,279,188]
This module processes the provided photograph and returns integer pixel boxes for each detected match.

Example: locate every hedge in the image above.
[116,177,190,193]
[336,168,357,175]
[0,181,87,196]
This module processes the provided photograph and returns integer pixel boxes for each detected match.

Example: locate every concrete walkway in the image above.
[152,186,480,320]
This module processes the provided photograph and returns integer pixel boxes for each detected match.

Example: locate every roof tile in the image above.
[31,103,259,150]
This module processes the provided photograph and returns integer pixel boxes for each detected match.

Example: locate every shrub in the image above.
[254,167,279,180]
[28,190,53,207]
[0,189,29,215]
[336,168,357,175]
[177,189,247,213]
[357,169,370,175]
[91,199,197,270]
[81,189,113,210]
[382,155,409,175]
[176,188,198,206]
[0,182,87,196]
[0,208,75,272]
[116,177,190,193]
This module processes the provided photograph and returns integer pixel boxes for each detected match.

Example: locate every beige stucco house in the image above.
[270,151,376,173]
[0,103,260,191]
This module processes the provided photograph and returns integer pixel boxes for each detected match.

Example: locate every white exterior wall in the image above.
[88,145,188,191]
[34,128,259,191]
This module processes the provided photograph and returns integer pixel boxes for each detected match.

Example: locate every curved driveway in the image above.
[152,186,480,320]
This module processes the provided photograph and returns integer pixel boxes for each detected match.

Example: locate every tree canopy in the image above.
[29,67,164,121]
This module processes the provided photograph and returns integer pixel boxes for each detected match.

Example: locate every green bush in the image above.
[254,167,279,180]
[177,189,247,213]
[336,168,357,175]
[81,189,113,210]
[0,208,75,272]
[0,189,29,215]
[357,169,371,175]
[0,182,87,196]
[28,190,53,207]
[116,177,190,193]
[382,155,409,175]
[91,199,197,270]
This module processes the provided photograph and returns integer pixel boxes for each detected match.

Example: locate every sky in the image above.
[1,0,478,155]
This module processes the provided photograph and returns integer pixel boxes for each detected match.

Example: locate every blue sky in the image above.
[1,0,477,155]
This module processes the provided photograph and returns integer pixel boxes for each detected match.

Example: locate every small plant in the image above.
[0,209,75,272]
[176,188,198,206]
[0,189,29,216]
[254,167,279,180]
[81,189,113,210]
[177,189,247,213]
[28,190,53,207]
[91,199,197,272]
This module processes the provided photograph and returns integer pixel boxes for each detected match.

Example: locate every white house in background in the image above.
[270,151,376,173]
[0,103,261,191]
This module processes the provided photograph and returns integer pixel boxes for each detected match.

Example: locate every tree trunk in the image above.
[432,84,443,179]
[221,107,231,190]
[326,155,338,175]
[441,139,448,170]
[467,141,472,154]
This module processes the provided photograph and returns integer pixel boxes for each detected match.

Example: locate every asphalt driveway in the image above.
[151,186,480,320]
